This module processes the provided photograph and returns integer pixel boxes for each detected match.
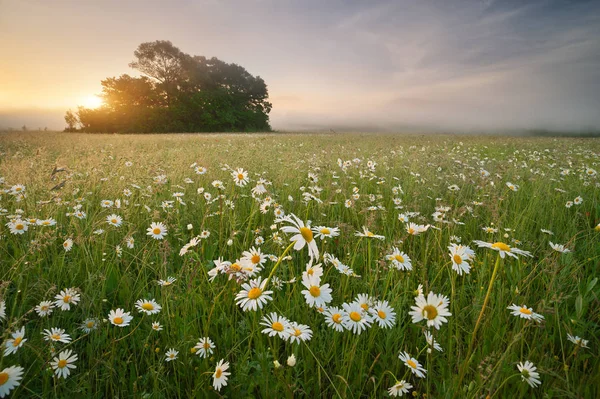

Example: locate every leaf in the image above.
[586,277,598,294]
[575,294,583,318]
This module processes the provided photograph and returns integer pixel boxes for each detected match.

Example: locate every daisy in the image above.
[43,328,71,343]
[62,238,73,252]
[108,308,133,327]
[398,352,426,378]
[212,359,230,392]
[355,226,385,240]
[323,306,345,332]
[232,168,249,187]
[7,219,27,235]
[135,299,162,315]
[193,337,215,358]
[100,200,113,208]
[424,330,443,352]
[158,277,176,286]
[566,334,589,348]
[369,300,396,328]
[35,301,55,317]
[54,288,80,311]
[303,261,324,279]
[106,214,123,227]
[235,277,273,312]
[240,246,267,270]
[448,243,475,275]
[473,240,532,259]
[4,327,26,356]
[388,380,412,397]
[507,304,544,322]
[151,322,163,332]
[355,293,375,312]
[147,222,167,240]
[312,225,340,240]
[0,365,24,398]
[287,354,297,367]
[341,302,372,335]
[506,182,519,191]
[517,361,541,388]
[386,247,412,271]
[278,213,319,260]
[406,223,429,236]
[260,313,291,339]
[80,318,99,333]
[165,349,178,362]
[51,349,78,379]
[549,242,571,253]
[573,196,583,205]
[0,301,5,320]
[301,274,333,308]
[286,322,313,344]
[125,236,135,249]
[409,291,452,330]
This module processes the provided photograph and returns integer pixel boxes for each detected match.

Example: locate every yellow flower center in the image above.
[43,221,50,225]
[51,334,61,340]
[367,231,374,237]
[113,317,124,325]
[58,359,68,368]
[63,242,69,247]
[423,305,438,320]
[453,254,463,264]
[332,314,342,324]
[491,242,511,251]
[360,303,369,311]
[86,321,95,328]
[309,286,321,297]
[251,254,261,264]
[15,223,24,230]
[231,263,241,272]
[320,228,330,235]
[247,287,262,299]
[272,322,284,332]
[519,307,532,315]
[407,359,417,369]
[300,227,313,242]
[237,173,244,180]
[377,310,386,319]
[349,311,362,322]
[293,328,302,337]
[152,228,161,235]
[307,268,314,276]
[63,295,71,303]
[215,369,222,378]
[13,337,22,346]
[394,254,405,263]
[111,219,117,224]
[0,372,8,386]
[203,342,211,349]
[141,303,154,310]
[408,228,415,235]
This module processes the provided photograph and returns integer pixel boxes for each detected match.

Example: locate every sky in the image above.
[1,0,600,132]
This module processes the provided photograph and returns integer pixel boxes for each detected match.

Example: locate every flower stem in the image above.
[265,241,295,288]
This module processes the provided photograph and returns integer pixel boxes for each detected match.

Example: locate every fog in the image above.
[1,0,599,133]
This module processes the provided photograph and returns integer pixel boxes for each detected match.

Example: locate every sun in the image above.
[81,95,104,109]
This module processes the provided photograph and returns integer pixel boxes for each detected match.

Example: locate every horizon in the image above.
[1,0,600,132]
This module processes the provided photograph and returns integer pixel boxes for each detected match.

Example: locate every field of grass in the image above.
[0,131,598,398]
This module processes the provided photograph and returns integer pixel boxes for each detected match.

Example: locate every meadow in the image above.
[0,131,598,398]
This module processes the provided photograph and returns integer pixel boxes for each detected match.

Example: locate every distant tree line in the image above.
[65,41,272,133]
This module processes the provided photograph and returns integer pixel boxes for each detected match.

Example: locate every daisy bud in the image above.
[287,354,296,367]
[187,224,193,230]
[227,239,233,246]
[273,360,281,369]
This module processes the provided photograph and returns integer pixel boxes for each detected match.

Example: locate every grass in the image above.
[0,131,598,398]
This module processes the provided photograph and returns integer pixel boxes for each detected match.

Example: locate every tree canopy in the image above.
[65,41,272,133]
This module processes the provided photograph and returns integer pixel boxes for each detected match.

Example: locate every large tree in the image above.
[67,41,272,133]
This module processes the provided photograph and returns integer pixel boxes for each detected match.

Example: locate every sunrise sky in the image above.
[1,0,600,132]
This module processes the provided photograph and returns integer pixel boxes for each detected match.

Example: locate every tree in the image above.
[64,109,78,132]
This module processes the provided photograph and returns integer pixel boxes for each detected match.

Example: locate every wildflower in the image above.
[566,334,589,348]
[0,301,5,320]
[398,352,426,378]
[135,299,162,315]
[301,274,333,308]
[35,301,55,317]
[193,337,215,358]
[386,247,412,271]
[286,322,313,344]
[424,331,443,352]
[573,196,583,205]
[506,182,519,191]
[4,327,26,356]
[260,313,291,339]
[165,349,178,362]
[212,359,230,391]
[369,300,396,328]
[232,168,249,186]
[63,238,73,252]
[147,222,167,240]
[43,328,71,343]
[7,219,27,235]
[158,277,177,286]
[54,288,80,311]
[323,306,345,332]
[341,302,372,335]
[240,246,267,270]
[0,365,24,397]
[106,214,123,227]
[235,277,273,312]
[355,226,385,240]
[80,319,98,333]
[108,308,133,327]
[287,354,296,367]
[312,225,340,240]
[406,223,429,236]
[409,291,451,330]
[549,242,571,253]
[388,380,412,397]
[51,349,78,379]
[507,304,544,322]
[151,322,163,332]
[100,200,114,208]
[473,240,532,259]
[517,361,541,388]
[278,213,319,260]
[448,243,475,275]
